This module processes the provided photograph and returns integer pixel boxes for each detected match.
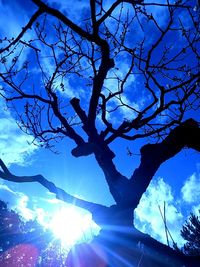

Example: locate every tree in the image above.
[0,0,199,266]
[181,210,200,257]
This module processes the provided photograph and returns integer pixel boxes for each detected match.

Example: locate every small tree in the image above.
[181,210,200,256]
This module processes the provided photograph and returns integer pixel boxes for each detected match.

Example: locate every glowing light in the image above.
[49,206,97,246]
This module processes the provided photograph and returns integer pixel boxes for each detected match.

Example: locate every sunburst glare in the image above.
[49,206,100,247]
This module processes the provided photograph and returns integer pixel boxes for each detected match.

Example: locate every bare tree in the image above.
[0,0,200,266]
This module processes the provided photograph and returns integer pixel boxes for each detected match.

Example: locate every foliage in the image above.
[0,199,68,266]
[181,210,200,256]
[0,199,49,249]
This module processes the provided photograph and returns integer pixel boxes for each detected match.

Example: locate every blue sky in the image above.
[0,0,200,249]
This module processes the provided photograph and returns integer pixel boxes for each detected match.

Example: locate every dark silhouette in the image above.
[0,0,199,266]
[181,210,200,257]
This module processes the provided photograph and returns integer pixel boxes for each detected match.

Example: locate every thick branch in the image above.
[93,145,132,205]
[90,0,98,35]
[0,159,107,218]
[88,48,114,130]
[70,97,91,137]
[130,119,200,209]
[71,139,131,206]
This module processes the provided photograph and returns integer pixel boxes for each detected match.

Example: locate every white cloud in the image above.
[135,177,184,246]
[135,171,200,248]
[181,173,200,203]
[0,183,51,226]
[0,183,34,220]
[17,194,35,220]
[0,99,38,166]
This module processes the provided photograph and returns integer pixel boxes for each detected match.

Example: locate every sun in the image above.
[49,206,99,247]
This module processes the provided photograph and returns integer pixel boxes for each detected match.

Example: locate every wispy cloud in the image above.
[0,98,37,166]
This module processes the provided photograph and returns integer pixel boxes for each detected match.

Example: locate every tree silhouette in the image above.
[0,0,200,266]
[181,210,200,257]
